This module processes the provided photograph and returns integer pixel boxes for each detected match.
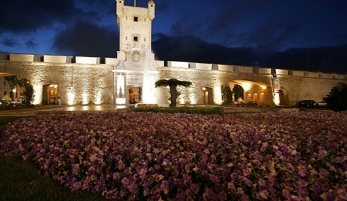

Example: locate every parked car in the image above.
[0,99,9,105]
[295,100,318,107]
[316,100,327,107]
[246,101,257,106]
[234,101,246,106]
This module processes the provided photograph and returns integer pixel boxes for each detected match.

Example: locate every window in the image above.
[134,17,138,22]
[134,36,138,42]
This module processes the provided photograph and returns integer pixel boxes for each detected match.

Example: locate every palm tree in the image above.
[4,76,24,101]
[155,78,192,107]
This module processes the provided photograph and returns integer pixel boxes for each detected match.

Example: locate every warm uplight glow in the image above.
[95,105,102,111]
[179,96,185,104]
[117,75,125,97]
[94,90,102,104]
[116,98,126,104]
[274,93,280,106]
[33,84,42,105]
[261,85,267,90]
[213,80,222,104]
[189,88,196,104]
[242,83,252,92]
[116,105,126,109]
[67,87,75,105]
[82,92,89,104]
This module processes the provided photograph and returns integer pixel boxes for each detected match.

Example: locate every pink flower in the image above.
[160,180,169,194]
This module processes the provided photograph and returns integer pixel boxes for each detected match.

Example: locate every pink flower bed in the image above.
[1,111,347,200]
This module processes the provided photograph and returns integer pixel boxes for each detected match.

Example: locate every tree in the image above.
[323,82,347,112]
[222,85,233,104]
[155,78,192,107]
[232,84,244,101]
[4,76,33,105]
[21,79,34,105]
[4,76,23,101]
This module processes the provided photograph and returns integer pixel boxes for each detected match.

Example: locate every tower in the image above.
[114,0,157,105]
[116,0,155,53]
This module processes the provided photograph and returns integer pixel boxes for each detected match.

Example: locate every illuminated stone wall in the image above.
[1,53,346,106]
[0,60,114,105]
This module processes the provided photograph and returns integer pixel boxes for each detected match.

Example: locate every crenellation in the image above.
[275,69,288,75]
[10,54,34,62]
[168,61,190,68]
[292,70,305,77]
[43,55,73,63]
[195,63,212,70]
[105,58,118,65]
[75,56,100,64]
[218,64,233,72]
[307,72,320,78]
[239,66,253,73]
[0,53,8,60]
[257,67,272,74]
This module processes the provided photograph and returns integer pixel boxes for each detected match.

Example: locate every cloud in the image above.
[25,39,38,49]
[0,0,82,33]
[0,0,114,35]
[51,20,119,57]
[1,38,19,47]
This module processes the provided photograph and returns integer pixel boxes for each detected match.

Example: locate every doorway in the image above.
[128,87,141,104]
[43,84,58,105]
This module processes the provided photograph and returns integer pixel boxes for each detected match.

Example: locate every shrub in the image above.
[323,82,347,112]
[134,106,224,115]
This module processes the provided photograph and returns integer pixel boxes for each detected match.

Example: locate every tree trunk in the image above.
[169,85,177,107]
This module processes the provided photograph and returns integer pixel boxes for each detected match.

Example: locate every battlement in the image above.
[0,52,346,80]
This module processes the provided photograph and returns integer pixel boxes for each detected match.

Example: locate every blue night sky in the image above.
[1,0,347,72]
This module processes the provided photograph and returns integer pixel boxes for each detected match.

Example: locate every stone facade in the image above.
[0,54,346,106]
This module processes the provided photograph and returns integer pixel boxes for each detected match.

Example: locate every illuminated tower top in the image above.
[116,0,155,52]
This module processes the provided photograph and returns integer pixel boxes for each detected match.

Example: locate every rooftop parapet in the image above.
[105,58,118,65]
[275,69,288,75]
[167,61,190,68]
[257,68,272,74]
[75,56,100,64]
[43,55,73,63]
[239,66,253,73]
[9,54,34,62]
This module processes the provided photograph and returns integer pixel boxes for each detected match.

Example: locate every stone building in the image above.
[0,0,346,106]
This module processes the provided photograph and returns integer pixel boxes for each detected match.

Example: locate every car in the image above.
[316,100,327,107]
[295,100,318,107]
[234,101,246,106]
[0,99,9,105]
[246,101,257,106]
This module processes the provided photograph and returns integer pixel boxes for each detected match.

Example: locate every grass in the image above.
[0,116,110,201]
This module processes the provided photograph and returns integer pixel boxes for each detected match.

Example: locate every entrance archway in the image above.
[231,80,273,106]
[43,84,58,105]
[128,87,141,104]
[202,87,213,105]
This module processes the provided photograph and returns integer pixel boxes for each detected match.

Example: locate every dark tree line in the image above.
[152,34,347,74]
